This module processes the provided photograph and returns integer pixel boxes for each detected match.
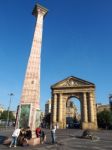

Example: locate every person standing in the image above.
[36,127,41,138]
[51,126,56,144]
[40,130,46,144]
[9,128,21,147]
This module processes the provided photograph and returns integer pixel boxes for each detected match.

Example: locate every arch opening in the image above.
[66,97,81,129]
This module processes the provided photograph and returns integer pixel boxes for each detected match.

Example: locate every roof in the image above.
[51,76,95,89]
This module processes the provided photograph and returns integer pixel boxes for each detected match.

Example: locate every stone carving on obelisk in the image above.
[17,4,48,133]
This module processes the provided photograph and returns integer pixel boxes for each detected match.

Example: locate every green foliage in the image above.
[0,110,15,121]
[97,110,112,129]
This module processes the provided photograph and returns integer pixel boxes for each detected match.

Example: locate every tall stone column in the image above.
[93,93,97,123]
[59,94,63,128]
[17,4,48,135]
[89,92,94,122]
[52,94,57,124]
[62,96,67,128]
[83,93,88,122]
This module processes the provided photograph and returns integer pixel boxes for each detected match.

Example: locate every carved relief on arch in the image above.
[55,79,84,87]
[51,76,95,89]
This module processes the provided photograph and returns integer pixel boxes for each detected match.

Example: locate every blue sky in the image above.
[0,0,112,111]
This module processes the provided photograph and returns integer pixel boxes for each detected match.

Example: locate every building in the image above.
[11,111,17,119]
[0,105,5,117]
[40,111,45,124]
[0,104,5,112]
[66,101,77,118]
[45,99,51,115]
[96,103,110,113]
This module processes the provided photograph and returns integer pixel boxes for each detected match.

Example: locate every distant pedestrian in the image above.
[40,130,46,144]
[51,126,56,144]
[9,127,21,147]
[66,124,68,128]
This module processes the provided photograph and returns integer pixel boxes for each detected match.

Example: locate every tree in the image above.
[0,110,15,121]
[43,113,51,128]
[97,110,112,129]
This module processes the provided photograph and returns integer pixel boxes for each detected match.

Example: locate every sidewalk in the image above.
[0,128,112,150]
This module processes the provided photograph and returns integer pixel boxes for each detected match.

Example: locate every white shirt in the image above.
[12,128,21,137]
[51,128,56,133]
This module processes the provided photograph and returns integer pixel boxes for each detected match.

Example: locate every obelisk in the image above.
[17,3,48,135]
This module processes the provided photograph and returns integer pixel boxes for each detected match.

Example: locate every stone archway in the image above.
[51,76,97,130]
[66,96,80,128]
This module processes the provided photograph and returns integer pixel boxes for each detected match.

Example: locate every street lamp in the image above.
[6,93,14,127]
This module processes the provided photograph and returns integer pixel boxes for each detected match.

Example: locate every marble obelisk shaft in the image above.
[18,4,48,132]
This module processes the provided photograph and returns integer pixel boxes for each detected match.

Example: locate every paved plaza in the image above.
[0,128,112,150]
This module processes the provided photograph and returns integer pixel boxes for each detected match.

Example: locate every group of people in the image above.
[9,125,57,147]
[35,125,56,144]
[36,127,46,144]
[9,126,32,147]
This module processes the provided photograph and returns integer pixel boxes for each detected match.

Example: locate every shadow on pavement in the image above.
[0,135,9,144]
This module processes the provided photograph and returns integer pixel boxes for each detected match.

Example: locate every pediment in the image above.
[51,76,95,89]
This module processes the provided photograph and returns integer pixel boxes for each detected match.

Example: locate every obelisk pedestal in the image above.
[17,4,48,145]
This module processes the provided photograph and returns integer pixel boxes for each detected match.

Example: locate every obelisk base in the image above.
[27,130,40,146]
[28,137,40,146]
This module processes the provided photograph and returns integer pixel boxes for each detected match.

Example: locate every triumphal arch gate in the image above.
[51,76,97,130]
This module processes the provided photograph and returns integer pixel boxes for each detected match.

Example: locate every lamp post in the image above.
[6,93,14,127]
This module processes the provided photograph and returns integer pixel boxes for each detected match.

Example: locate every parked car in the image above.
[74,122,80,128]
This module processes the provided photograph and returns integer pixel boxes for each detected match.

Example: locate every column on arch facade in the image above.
[92,92,97,124]
[62,95,67,128]
[58,93,63,127]
[88,92,94,122]
[52,93,57,123]
[83,92,88,122]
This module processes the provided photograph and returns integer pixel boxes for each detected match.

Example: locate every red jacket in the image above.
[36,128,41,137]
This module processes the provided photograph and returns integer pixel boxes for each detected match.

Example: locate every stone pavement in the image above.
[0,128,112,150]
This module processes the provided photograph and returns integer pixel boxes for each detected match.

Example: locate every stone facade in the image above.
[0,104,5,113]
[66,101,77,118]
[51,76,98,130]
[45,99,51,115]
[96,104,110,113]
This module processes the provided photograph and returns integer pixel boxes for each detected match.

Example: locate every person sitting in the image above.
[17,128,26,146]
[82,129,93,140]
[24,126,32,146]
